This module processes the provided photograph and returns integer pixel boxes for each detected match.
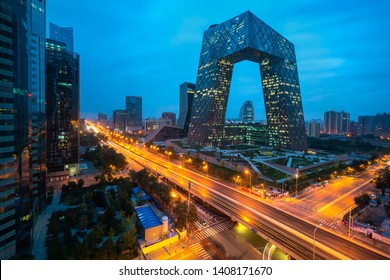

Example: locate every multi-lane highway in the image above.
[88,122,390,259]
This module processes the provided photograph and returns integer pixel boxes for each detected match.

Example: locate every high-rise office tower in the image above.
[125,96,142,131]
[0,0,27,260]
[30,0,47,225]
[113,110,127,132]
[374,113,390,138]
[46,37,80,176]
[49,22,74,52]
[162,112,176,127]
[0,0,46,259]
[357,116,375,136]
[98,113,108,127]
[177,82,195,133]
[239,101,255,122]
[188,11,307,150]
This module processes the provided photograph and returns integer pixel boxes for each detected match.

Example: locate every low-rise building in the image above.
[135,205,168,245]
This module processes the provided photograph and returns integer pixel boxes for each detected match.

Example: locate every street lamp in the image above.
[312,223,322,260]
[165,151,172,161]
[186,181,191,233]
[245,169,252,188]
[202,161,208,177]
[295,171,299,197]
[235,175,241,186]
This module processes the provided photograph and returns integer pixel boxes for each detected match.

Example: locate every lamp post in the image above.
[312,223,322,260]
[245,169,252,188]
[236,175,241,186]
[165,151,172,161]
[186,181,191,233]
[202,161,208,177]
[295,171,299,197]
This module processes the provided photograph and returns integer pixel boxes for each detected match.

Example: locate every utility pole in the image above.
[186,181,191,234]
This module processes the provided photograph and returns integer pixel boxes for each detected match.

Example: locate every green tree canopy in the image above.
[375,166,390,194]
[353,193,371,207]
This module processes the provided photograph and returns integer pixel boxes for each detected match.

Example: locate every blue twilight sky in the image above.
[46,0,390,122]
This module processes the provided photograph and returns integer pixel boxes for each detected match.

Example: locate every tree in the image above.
[79,215,88,231]
[375,166,390,195]
[128,169,137,181]
[47,238,68,260]
[87,224,104,245]
[353,194,371,207]
[118,221,137,255]
[173,200,198,230]
[77,178,85,188]
[173,201,187,229]
[188,204,198,224]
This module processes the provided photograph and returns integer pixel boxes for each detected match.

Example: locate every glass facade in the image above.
[30,0,47,227]
[0,0,18,260]
[125,96,142,130]
[239,100,254,122]
[177,82,195,133]
[113,109,127,132]
[45,39,80,173]
[188,11,307,151]
[224,122,268,145]
[49,22,73,52]
[0,0,43,259]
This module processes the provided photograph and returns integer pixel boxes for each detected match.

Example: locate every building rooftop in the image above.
[135,205,162,229]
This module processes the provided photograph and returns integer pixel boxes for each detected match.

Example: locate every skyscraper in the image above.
[0,0,25,260]
[113,110,127,132]
[188,11,307,150]
[0,0,46,259]
[45,38,80,176]
[239,101,255,122]
[177,82,195,133]
[49,22,74,52]
[125,96,142,131]
[162,112,176,127]
[30,0,47,225]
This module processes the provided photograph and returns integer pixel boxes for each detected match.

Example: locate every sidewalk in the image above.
[32,192,67,260]
[142,237,192,260]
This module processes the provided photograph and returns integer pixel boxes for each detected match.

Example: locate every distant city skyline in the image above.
[46,0,390,121]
